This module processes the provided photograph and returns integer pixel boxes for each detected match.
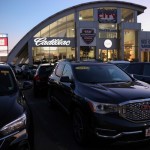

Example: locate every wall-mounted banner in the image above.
[33,37,73,47]
[141,39,150,49]
[0,37,8,46]
[80,28,96,46]
[0,34,8,56]
[98,9,117,23]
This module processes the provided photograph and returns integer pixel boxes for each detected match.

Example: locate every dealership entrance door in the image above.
[80,46,96,60]
[99,49,118,62]
[141,51,150,62]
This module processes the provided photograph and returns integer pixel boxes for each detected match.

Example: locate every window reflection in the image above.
[124,30,137,61]
[79,9,93,21]
[34,14,75,38]
[121,8,134,22]
[32,47,75,63]
[99,23,117,38]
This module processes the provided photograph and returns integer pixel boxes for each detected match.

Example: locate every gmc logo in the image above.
[140,104,150,110]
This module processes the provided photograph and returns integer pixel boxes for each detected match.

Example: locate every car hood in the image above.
[77,81,150,104]
[0,92,24,129]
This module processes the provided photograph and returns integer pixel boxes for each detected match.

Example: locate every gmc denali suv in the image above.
[47,60,150,145]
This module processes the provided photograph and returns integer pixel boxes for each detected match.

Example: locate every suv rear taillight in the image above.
[34,75,40,81]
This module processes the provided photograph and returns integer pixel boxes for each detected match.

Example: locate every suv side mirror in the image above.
[21,81,33,90]
[130,74,134,78]
[60,76,71,83]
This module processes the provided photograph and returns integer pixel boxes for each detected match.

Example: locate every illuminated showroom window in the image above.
[79,9,93,21]
[124,30,138,61]
[121,8,134,22]
[32,46,75,63]
[34,14,75,38]
[99,23,117,38]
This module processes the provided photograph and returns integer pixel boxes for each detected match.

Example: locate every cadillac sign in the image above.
[34,38,71,46]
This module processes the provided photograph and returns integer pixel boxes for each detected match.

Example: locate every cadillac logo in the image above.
[80,29,96,44]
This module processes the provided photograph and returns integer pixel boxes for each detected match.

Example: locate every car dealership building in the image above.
[7,1,150,64]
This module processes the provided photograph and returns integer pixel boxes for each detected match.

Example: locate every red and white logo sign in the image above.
[0,38,8,46]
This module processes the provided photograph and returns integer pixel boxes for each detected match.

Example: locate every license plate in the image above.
[145,128,150,137]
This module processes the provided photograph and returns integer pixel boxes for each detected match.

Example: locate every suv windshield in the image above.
[0,69,17,95]
[73,64,132,83]
[39,65,54,75]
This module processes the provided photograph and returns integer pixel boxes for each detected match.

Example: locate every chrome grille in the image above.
[119,99,150,122]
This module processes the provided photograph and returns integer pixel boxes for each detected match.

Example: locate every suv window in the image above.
[0,69,17,94]
[55,63,65,77]
[39,65,53,75]
[62,64,73,80]
[125,64,143,75]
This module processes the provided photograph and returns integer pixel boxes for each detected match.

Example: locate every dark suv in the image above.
[0,63,33,149]
[47,60,150,145]
[33,63,54,96]
[124,62,150,84]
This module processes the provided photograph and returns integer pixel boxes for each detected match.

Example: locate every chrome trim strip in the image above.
[96,130,142,139]
[119,98,150,106]
[0,139,5,149]
[118,98,150,122]
[0,131,19,141]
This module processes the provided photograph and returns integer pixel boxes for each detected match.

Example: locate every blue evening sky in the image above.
[0,0,149,51]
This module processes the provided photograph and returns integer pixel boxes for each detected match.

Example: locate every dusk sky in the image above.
[0,0,149,51]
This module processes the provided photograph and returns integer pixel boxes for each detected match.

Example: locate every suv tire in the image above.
[33,84,39,97]
[47,88,56,108]
[72,108,90,145]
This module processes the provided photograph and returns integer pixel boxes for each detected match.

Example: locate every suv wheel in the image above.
[47,89,55,108]
[33,83,39,97]
[17,140,31,150]
[27,74,30,80]
[72,108,90,145]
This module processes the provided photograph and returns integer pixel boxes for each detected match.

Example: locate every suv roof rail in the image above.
[58,58,76,62]
[0,62,6,64]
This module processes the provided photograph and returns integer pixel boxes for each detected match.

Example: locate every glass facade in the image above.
[121,8,134,22]
[33,14,75,63]
[99,23,117,38]
[32,6,139,63]
[32,47,75,63]
[34,14,75,38]
[99,49,118,62]
[99,7,118,39]
[80,46,96,60]
[124,30,138,61]
[79,9,94,21]
[16,3,143,65]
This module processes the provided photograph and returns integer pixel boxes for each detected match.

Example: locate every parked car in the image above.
[48,60,150,145]
[33,63,54,96]
[0,63,33,149]
[15,65,22,74]
[108,60,130,70]
[21,64,37,79]
[124,62,150,84]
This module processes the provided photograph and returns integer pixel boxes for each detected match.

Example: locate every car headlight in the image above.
[0,113,26,136]
[85,98,118,114]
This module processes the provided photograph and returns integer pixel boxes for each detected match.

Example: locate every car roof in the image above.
[108,60,130,64]
[128,62,150,64]
[58,60,114,66]
[0,63,11,69]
